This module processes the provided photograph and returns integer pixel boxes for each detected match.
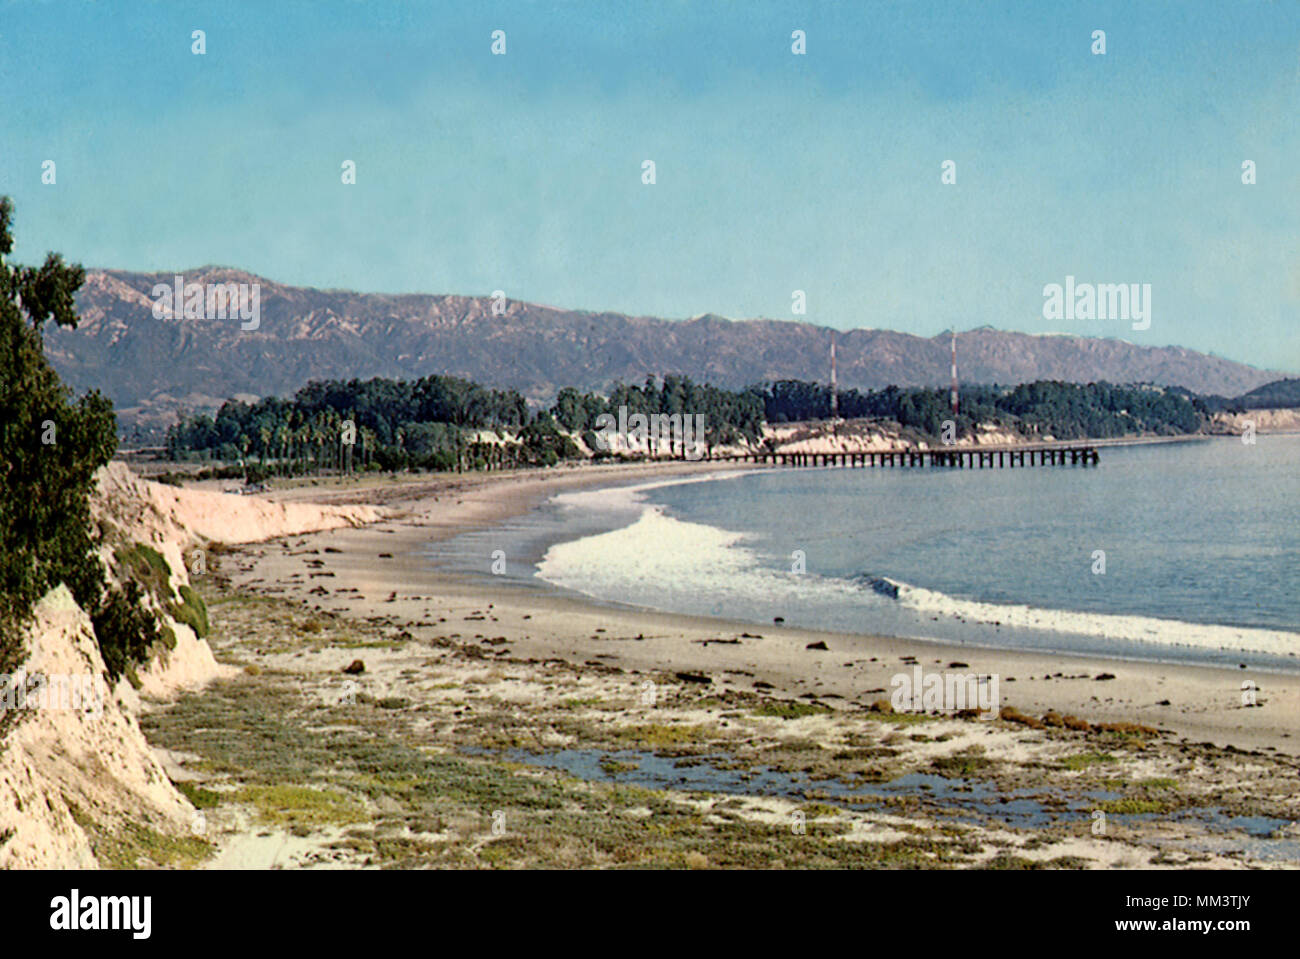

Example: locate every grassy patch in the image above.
[1095,797,1170,815]
[599,757,641,775]
[170,584,210,638]
[875,711,939,726]
[613,724,706,748]
[751,700,831,720]
[930,747,994,778]
[175,781,223,808]
[232,784,369,827]
[987,853,1092,870]
[1136,778,1178,790]
[1059,751,1118,770]
[68,802,210,869]
[114,543,173,600]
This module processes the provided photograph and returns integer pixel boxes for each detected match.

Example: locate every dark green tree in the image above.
[0,197,121,674]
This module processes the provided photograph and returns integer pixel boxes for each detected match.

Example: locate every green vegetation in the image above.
[67,802,211,869]
[114,543,171,599]
[166,372,763,472]
[232,784,368,827]
[1059,751,1119,770]
[166,374,562,474]
[751,700,832,720]
[1095,797,1171,815]
[164,370,1211,477]
[930,747,995,778]
[554,375,764,450]
[0,197,120,674]
[757,379,1207,439]
[174,781,223,808]
[171,584,210,638]
[612,723,706,748]
[91,581,163,679]
[1203,376,1300,411]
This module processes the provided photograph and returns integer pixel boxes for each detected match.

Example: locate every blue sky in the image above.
[1,1,1296,372]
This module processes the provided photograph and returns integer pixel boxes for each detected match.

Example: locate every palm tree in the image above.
[274,424,290,475]
[359,426,376,470]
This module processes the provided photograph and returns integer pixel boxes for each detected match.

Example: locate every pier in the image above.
[719,443,1100,469]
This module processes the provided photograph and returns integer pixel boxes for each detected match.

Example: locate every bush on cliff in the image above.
[0,196,155,679]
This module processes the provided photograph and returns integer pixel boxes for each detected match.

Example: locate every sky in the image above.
[1,0,1297,372]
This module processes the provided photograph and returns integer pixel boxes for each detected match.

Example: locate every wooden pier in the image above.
[718,443,1099,469]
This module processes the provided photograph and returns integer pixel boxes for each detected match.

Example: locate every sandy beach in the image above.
[228,461,1300,756]
[118,459,1300,870]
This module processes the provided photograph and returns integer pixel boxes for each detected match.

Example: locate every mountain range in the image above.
[49,268,1286,435]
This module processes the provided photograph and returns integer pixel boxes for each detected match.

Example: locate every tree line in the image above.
[756,379,1207,439]
[164,372,1210,476]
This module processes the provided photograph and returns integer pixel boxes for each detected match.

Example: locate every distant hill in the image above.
[1230,377,1300,409]
[50,268,1286,434]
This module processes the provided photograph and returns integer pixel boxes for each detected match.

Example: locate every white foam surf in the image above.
[889,578,1297,658]
[536,487,1299,659]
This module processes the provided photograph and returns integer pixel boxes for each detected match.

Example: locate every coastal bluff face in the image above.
[51,269,1282,432]
[0,585,195,869]
[0,465,385,868]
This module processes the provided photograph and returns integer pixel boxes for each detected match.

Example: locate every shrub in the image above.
[0,197,118,673]
[114,543,172,601]
[91,582,162,679]
[171,584,210,637]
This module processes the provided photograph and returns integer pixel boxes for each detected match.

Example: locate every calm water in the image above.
[428,436,1300,671]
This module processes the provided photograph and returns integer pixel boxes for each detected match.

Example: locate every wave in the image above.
[536,491,1300,659]
[863,574,1298,658]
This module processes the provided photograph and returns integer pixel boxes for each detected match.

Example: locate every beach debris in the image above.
[1095,672,1116,680]
[675,671,712,684]
[773,616,784,623]
[999,706,1046,729]
[1093,720,1159,737]
[342,659,366,675]
[948,661,969,668]
[806,641,829,651]
[868,698,894,714]
[378,553,393,558]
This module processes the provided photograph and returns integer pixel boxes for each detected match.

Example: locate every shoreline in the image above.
[217,458,1300,756]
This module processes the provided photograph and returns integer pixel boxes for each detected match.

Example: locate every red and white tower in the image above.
[830,337,838,419]
[950,331,958,418]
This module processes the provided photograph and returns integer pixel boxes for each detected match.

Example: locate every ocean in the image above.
[426,435,1300,672]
